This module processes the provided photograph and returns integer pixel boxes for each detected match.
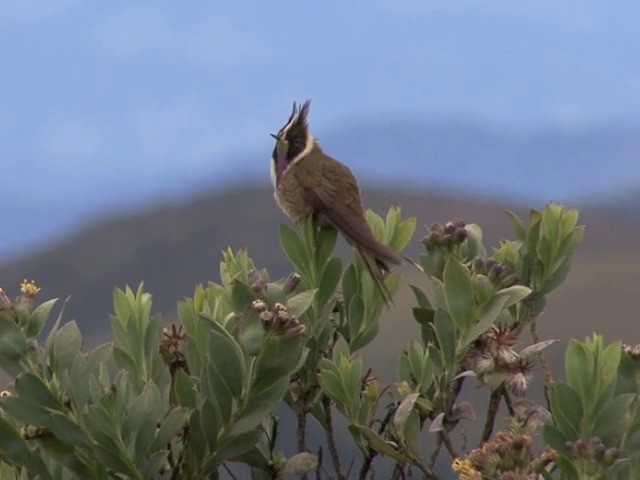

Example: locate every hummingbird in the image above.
[270,100,401,305]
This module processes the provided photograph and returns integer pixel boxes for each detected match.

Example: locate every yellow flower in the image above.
[452,457,481,480]
[20,279,41,296]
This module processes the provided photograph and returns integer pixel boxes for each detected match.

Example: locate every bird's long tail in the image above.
[356,246,396,307]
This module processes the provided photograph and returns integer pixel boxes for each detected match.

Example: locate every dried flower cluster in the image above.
[422,220,468,249]
[250,300,306,338]
[0,280,42,310]
[452,430,556,479]
[248,269,301,296]
[470,258,520,289]
[622,343,640,359]
[565,437,620,470]
[468,325,536,396]
[160,324,189,376]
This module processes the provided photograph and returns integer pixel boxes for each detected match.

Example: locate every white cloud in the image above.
[94,5,265,68]
[0,0,79,23]
[43,120,105,160]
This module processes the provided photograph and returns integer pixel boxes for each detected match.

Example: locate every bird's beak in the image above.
[270,133,279,140]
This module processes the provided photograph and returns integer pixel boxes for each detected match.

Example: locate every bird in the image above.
[270,100,401,305]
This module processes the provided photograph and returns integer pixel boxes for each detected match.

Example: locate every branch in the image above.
[315,446,323,480]
[480,387,502,444]
[358,404,396,480]
[428,435,443,468]
[440,428,460,460]
[222,463,239,480]
[322,395,346,480]
[296,408,309,480]
[501,387,514,416]
[528,305,554,411]
[409,455,440,480]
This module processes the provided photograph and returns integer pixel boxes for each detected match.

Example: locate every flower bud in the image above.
[251,299,267,313]
[0,288,10,307]
[259,311,274,322]
[283,273,302,294]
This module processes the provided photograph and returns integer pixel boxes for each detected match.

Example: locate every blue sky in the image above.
[1,1,640,256]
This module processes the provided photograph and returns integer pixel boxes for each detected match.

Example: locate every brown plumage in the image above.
[271,101,401,305]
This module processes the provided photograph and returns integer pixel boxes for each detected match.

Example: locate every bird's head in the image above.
[271,100,312,169]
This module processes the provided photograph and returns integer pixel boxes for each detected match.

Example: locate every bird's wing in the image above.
[294,157,401,266]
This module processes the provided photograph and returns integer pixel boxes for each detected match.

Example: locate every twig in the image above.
[501,387,514,416]
[222,462,239,480]
[440,429,460,460]
[315,446,323,480]
[529,310,554,411]
[409,456,438,480]
[296,402,309,480]
[322,395,346,480]
[359,405,396,480]
[480,388,502,444]
[428,436,443,468]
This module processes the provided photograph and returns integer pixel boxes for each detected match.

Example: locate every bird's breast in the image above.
[274,167,313,221]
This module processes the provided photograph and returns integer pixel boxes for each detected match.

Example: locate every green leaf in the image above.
[393,393,419,442]
[432,310,456,366]
[14,372,60,410]
[52,321,83,373]
[565,340,592,406]
[542,424,568,452]
[460,223,485,259]
[366,210,386,241]
[286,289,317,317]
[409,285,431,309]
[1,396,51,425]
[231,281,256,313]
[520,339,560,358]
[232,377,289,436]
[493,285,531,308]
[350,320,379,353]
[50,412,92,447]
[25,298,57,338]
[539,259,571,295]
[317,257,342,308]
[350,425,407,462]
[151,407,188,451]
[0,416,29,463]
[279,225,307,274]
[316,224,338,267]
[123,382,162,445]
[552,383,582,439]
[280,452,318,476]
[211,430,262,465]
[592,393,635,441]
[342,264,359,306]
[347,295,365,345]
[206,320,246,399]
[0,314,28,361]
[174,371,197,408]
[253,336,304,393]
[460,295,510,350]
[506,210,527,241]
[600,341,622,391]
[318,369,348,406]
[443,258,475,330]
[390,217,417,252]
[113,288,131,326]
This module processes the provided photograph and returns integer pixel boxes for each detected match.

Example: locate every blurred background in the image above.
[1,0,640,476]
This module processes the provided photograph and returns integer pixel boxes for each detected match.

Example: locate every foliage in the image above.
[0,203,636,479]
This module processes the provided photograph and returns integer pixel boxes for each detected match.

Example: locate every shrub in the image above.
[0,204,637,479]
